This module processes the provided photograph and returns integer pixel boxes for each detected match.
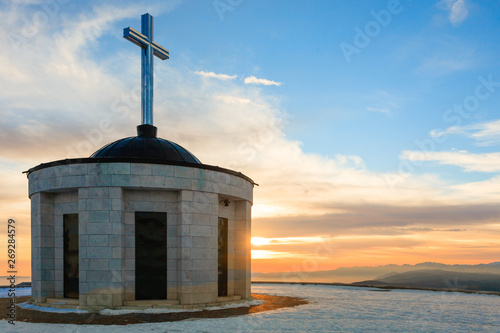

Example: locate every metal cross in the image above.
[124,13,169,126]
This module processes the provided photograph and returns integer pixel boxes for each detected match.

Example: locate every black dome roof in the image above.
[90,125,201,164]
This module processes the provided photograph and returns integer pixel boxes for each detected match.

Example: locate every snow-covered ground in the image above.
[2,283,500,332]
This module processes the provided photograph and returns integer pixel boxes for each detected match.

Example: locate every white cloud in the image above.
[215,95,251,104]
[431,119,500,146]
[194,71,237,80]
[244,76,281,86]
[440,0,468,26]
[150,67,479,216]
[402,150,500,172]
[0,5,149,162]
[451,175,500,199]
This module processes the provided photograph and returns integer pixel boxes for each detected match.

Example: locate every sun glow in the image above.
[251,250,296,259]
[252,204,285,218]
[251,237,271,246]
[251,236,331,246]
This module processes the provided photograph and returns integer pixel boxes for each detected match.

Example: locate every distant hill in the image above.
[352,269,500,292]
[251,262,500,284]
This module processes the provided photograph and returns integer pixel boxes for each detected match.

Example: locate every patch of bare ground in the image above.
[1,294,308,325]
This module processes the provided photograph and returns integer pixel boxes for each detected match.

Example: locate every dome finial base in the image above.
[137,124,157,138]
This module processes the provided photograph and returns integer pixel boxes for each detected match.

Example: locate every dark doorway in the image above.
[135,212,167,300]
[218,217,228,297]
[63,214,79,299]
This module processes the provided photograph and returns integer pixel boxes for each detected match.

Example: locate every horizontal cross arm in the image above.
[124,27,169,60]
[152,42,169,60]
[123,27,149,49]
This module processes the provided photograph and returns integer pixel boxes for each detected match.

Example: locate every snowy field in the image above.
[1,283,500,332]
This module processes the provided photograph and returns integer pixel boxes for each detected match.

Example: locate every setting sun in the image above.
[251,237,271,246]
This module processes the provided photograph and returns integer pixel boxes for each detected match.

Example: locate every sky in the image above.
[0,0,499,277]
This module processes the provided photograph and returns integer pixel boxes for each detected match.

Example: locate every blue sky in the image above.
[1,0,499,274]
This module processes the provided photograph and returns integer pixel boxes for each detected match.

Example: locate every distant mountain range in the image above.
[252,262,500,285]
[352,269,500,292]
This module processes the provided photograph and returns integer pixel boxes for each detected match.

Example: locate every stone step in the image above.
[217,295,242,302]
[46,298,80,305]
[123,299,180,306]
[39,302,81,310]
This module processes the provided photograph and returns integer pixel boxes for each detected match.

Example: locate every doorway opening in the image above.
[135,212,167,300]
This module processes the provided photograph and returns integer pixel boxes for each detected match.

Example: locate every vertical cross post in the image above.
[142,14,154,125]
[124,13,169,126]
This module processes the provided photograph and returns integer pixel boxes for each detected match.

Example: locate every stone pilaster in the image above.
[31,192,55,303]
[177,190,219,304]
[234,200,251,299]
[79,187,124,309]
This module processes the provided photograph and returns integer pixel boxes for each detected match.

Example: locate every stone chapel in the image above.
[25,13,254,310]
